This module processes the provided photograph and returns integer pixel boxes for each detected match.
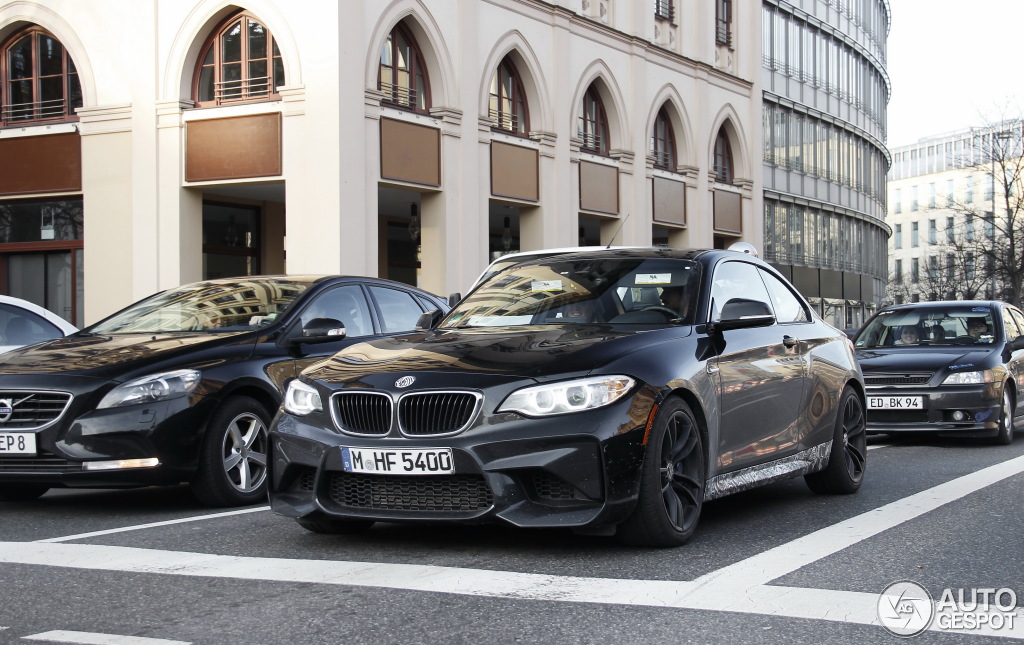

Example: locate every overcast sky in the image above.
[886,0,1024,147]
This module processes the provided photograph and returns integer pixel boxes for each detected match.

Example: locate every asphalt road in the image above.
[1,433,1023,645]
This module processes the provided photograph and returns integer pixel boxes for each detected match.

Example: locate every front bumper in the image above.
[0,393,216,488]
[864,383,1003,436]
[268,398,651,530]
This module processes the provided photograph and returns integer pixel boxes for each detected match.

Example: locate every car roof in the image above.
[0,294,78,334]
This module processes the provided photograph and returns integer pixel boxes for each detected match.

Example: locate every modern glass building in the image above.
[760,0,891,330]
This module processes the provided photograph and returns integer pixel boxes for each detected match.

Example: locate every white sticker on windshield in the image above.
[635,273,671,285]
[531,280,562,292]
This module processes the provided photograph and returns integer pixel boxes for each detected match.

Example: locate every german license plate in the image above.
[0,432,36,455]
[867,396,923,410]
[341,447,454,475]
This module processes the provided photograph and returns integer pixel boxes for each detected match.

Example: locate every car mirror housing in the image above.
[416,309,445,331]
[1009,336,1024,352]
[292,317,346,345]
[447,292,462,307]
[707,314,776,334]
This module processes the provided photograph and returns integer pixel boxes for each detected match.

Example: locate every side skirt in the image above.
[704,441,832,501]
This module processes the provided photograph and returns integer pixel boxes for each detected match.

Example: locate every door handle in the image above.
[783,335,798,348]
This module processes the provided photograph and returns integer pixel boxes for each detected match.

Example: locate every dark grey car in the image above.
[853,300,1024,443]
[270,248,867,547]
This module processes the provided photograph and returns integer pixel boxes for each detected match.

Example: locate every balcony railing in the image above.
[716,21,732,47]
[1,98,68,123]
[578,131,604,152]
[488,108,521,133]
[214,76,272,104]
[380,82,421,109]
[654,0,674,21]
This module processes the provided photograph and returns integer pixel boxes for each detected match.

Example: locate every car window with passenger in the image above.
[855,306,997,348]
[443,258,700,328]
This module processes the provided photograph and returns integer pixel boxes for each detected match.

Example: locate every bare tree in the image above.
[947,119,1024,306]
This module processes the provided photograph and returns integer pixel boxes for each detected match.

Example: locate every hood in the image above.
[0,331,255,379]
[303,324,687,385]
[855,346,998,373]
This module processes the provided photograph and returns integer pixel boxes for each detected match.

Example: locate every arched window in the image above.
[578,85,609,154]
[652,107,676,170]
[0,27,82,125]
[193,11,285,107]
[489,58,528,134]
[379,23,430,112]
[714,128,734,183]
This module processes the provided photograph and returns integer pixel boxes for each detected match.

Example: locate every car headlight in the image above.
[284,379,322,416]
[941,369,997,385]
[97,369,201,409]
[498,375,635,417]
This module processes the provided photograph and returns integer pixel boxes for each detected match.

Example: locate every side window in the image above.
[1010,308,1024,340]
[709,261,772,322]
[370,286,425,333]
[1001,307,1022,341]
[759,269,810,323]
[300,285,373,338]
[0,303,63,345]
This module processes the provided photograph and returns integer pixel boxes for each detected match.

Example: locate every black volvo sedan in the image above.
[0,275,449,505]
[852,300,1024,443]
[269,248,867,547]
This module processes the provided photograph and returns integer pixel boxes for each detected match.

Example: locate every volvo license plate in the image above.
[867,396,923,410]
[342,447,454,475]
[0,432,36,455]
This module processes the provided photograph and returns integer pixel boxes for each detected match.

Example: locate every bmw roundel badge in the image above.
[395,376,416,389]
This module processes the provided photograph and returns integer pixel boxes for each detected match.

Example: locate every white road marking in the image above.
[23,630,189,644]
[3,455,1023,639]
[36,507,270,543]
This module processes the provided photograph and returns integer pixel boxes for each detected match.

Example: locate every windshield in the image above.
[88,278,312,334]
[445,257,700,328]
[854,305,997,348]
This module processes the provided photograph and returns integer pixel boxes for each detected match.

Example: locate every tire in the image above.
[990,385,1015,446]
[617,397,705,548]
[0,484,49,501]
[191,396,271,507]
[805,387,867,494]
[296,517,375,535]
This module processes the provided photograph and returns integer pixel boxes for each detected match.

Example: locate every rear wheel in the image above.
[296,517,375,534]
[617,397,705,548]
[191,396,270,507]
[990,385,1015,446]
[805,387,866,494]
[0,484,49,501]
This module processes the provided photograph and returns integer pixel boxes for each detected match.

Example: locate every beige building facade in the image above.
[0,0,764,326]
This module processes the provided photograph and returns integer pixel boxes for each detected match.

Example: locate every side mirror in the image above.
[1009,336,1024,352]
[448,292,462,307]
[416,309,445,330]
[707,314,776,334]
[291,317,346,345]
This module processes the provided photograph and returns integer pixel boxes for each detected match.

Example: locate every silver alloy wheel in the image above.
[221,411,269,493]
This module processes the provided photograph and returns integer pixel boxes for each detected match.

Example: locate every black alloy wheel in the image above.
[191,396,270,507]
[805,387,866,494]
[0,484,49,501]
[618,397,705,548]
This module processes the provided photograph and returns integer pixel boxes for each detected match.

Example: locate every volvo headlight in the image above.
[498,375,635,417]
[284,379,322,416]
[941,369,997,386]
[97,369,201,409]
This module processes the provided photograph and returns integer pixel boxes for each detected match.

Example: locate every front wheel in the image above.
[0,484,49,501]
[617,397,705,548]
[805,387,866,494]
[990,385,1015,445]
[191,396,271,507]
